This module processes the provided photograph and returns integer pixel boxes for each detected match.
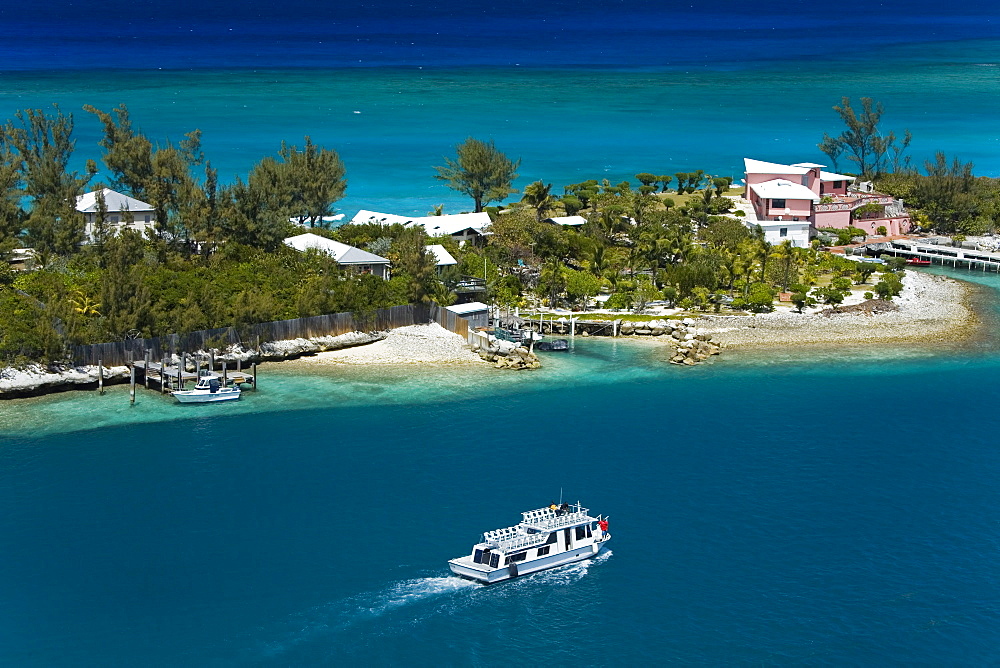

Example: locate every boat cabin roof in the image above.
[479,504,598,553]
[521,504,594,532]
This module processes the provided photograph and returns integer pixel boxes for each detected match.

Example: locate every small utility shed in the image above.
[283,233,391,279]
[446,301,489,329]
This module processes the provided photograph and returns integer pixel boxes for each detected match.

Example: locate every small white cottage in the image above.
[283,233,391,279]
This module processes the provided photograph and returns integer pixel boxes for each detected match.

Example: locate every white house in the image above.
[283,233,391,279]
[349,209,491,246]
[76,188,157,242]
[426,244,458,269]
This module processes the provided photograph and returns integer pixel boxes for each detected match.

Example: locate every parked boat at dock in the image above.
[448,502,610,584]
[534,338,569,351]
[172,375,241,403]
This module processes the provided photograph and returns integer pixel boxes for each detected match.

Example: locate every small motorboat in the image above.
[448,502,610,584]
[906,257,931,266]
[534,338,569,351]
[173,375,241,403]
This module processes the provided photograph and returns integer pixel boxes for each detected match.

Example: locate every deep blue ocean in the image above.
[2,3,1000,664]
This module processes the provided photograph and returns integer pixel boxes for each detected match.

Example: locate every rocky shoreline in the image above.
[0,330,388,399]
[695,271,975,349]
[0,272,980,398]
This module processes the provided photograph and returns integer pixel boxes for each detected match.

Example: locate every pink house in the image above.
[743,159,910,243]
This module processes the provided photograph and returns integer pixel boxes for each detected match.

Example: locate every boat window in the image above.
[489,553,500,569]
[545,532,557,545]
[537,546,550,557]
[586,525,593,538]
[576,526,587,541]
[474,549,484,564]
[510,552,527,562]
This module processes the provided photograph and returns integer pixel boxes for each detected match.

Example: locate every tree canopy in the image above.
[434,138,520,212]
[818,97,911,177]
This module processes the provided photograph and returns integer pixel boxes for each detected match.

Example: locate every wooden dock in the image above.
[863,240,1000,272]
[128,356,256,400]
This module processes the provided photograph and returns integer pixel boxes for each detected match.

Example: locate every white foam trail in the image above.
[257,553,611,658]
[366,576,481,617]
[258,575,479,658]
[521,549,613,587]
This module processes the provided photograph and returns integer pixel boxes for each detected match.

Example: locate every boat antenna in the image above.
[559,487,563,505]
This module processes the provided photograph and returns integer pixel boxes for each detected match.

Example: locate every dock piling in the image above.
[252,363,257,391]
[98,359,104,395]
[129,366,136,405]
[144,350,150,389]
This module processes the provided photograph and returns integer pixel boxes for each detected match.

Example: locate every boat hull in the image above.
[173,389,241,403]
[449,538,609,584]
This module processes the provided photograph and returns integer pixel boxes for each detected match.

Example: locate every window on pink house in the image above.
[771,199,786,209]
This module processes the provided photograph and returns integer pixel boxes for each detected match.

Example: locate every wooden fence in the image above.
[71,303,472,366]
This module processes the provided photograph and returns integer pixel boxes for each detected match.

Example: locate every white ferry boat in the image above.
[448,502,610,584]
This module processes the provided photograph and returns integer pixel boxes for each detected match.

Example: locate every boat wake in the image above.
[511,549,613,588]
[253,552,611,660]
[256,575,479,658]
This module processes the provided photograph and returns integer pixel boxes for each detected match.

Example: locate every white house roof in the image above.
[546,215,587,226]
[76,188,154,213]
[283,233,389,265]
[790,162,825,169]
[446,301,489,315]
[349,210,491,236]
[350,209,414,226]
[426,244,458,266]
[288,214,344,226]
[744,158,811,176]
[749,179,820,202]
[819,170,855,182]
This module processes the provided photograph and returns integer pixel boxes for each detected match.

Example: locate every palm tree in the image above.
[590,245,609,277]
[539,256,566,307]
[769,240,797,292]
[428,204,444,216]
[69,289,101,317]
[521,180,554,222]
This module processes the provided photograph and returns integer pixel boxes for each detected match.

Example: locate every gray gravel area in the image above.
[696,271,975,348]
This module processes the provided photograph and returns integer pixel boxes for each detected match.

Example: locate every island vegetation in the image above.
[0,99,991,366]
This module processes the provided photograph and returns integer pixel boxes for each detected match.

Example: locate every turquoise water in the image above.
[2,39,1000,217]
[4,4,1000,662]
[2,269,1000,663]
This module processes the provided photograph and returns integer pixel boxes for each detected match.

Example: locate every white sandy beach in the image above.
[287,323,484,366]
